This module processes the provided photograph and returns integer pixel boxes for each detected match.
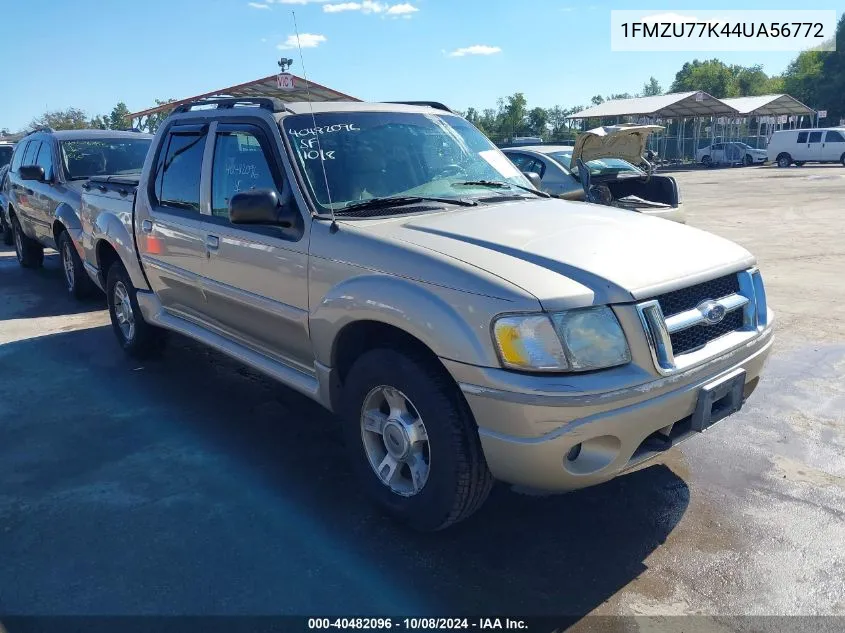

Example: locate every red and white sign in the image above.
[276,73,295,91]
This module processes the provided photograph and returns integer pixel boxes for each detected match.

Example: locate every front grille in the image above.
[655,273,740,317]
[669,309,744,355]
[652,273,744,355]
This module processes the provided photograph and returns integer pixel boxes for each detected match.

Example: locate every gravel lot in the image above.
[0,164,843,624]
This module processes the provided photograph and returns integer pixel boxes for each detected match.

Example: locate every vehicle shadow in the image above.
[0,246,106,320]
[0,325,689,621]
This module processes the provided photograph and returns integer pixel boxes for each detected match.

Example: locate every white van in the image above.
[767,128,845,167]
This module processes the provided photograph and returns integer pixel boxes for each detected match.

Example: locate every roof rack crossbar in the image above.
[172,97,287,114]
[384,101,454,113]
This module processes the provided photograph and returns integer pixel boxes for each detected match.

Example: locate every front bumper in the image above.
[447,325,773,491]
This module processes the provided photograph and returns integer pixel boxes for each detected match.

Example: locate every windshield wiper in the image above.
[338,195,478,213]
[452,180,550,198]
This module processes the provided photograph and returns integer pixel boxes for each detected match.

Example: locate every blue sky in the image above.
[0,0,839,131]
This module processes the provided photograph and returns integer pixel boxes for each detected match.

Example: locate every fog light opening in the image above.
[566,443,582,462]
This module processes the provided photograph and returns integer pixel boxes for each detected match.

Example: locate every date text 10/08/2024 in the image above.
[308,618,529,630]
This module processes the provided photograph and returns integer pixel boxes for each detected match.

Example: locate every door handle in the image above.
[140,219,153,233]
[206,235,220,251]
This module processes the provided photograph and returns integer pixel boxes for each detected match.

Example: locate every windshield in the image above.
[283,111,533,211]
[0,145,13,169]
[61,138,151,180]
[547,150,642,177]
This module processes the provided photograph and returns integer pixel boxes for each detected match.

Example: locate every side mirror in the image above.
[522,171,542,190]
[19,165,46,182]
[228,189,295,228]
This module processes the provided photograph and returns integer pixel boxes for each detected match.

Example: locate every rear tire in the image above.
[12,217,43,268]
[701,155,711,167]
[106,260,167,359]
[340,347,493,531]
[776,153,792,168]
[840,154,845,167]
[59,231,96,300]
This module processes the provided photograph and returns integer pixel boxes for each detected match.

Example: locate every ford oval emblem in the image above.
[697,300,727,325]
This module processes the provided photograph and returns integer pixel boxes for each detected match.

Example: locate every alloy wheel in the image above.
[112,281,136,343]
[62,242,75,291]
[360,385,431,497]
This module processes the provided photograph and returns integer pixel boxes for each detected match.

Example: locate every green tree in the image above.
[137,98,178,134]
[109,102,132,130]
[670,59,737,97]
[29,107,91,131]
[500,93,528,139]
[89,114,110,129]
[815,14,845,122]
[526,107,549,137]
[590,95,605,106]
[642,76,662,96]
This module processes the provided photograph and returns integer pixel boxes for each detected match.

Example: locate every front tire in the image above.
[59,231,95,299]
[340,347,493,531]
[744,154,754,166]
[776,153,792,168]
[12,217,43,268]
[106,261,167,359]
[701,155,711,167]
[840,153,845,167]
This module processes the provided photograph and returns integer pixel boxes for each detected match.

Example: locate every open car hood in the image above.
[570,124,664,171]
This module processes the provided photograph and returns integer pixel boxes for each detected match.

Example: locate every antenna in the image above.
[292,10,336,228]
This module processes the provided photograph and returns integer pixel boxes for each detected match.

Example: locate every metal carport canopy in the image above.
[567,91,739,119]
[719,94,816,116]
[129,73,359,120]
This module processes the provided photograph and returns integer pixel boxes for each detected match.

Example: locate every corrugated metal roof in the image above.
[567,91,739,119]
[129,73,359,119]
[720,94,815,116]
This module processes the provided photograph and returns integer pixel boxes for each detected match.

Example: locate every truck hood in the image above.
[570,125,663,171]
[367,198,755,309]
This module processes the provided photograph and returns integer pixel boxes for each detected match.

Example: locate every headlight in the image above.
[551,307,631,371]
[492,307,631,372]
[492,315,568,371]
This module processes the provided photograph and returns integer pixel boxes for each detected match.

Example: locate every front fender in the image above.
[310,274,500,369]
[55,203,82,245]
[92,212,149,291]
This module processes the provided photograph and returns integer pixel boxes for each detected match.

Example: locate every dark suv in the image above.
[3,128,152,297]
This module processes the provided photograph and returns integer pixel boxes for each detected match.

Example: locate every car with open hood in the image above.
[503,124,684,223]
[78,98,772,531]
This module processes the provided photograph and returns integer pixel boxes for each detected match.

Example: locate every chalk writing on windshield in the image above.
[226,161,260,179]
[288,123,361,138]
[298,137,337,160]
[300,150,336,161]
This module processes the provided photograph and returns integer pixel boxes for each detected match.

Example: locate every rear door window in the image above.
[797,132,808,144]
[155,131,207,212]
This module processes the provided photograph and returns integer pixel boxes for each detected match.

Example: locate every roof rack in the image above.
[24,126,55,137]
[172,97,287,115]
[384,101,454,113]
